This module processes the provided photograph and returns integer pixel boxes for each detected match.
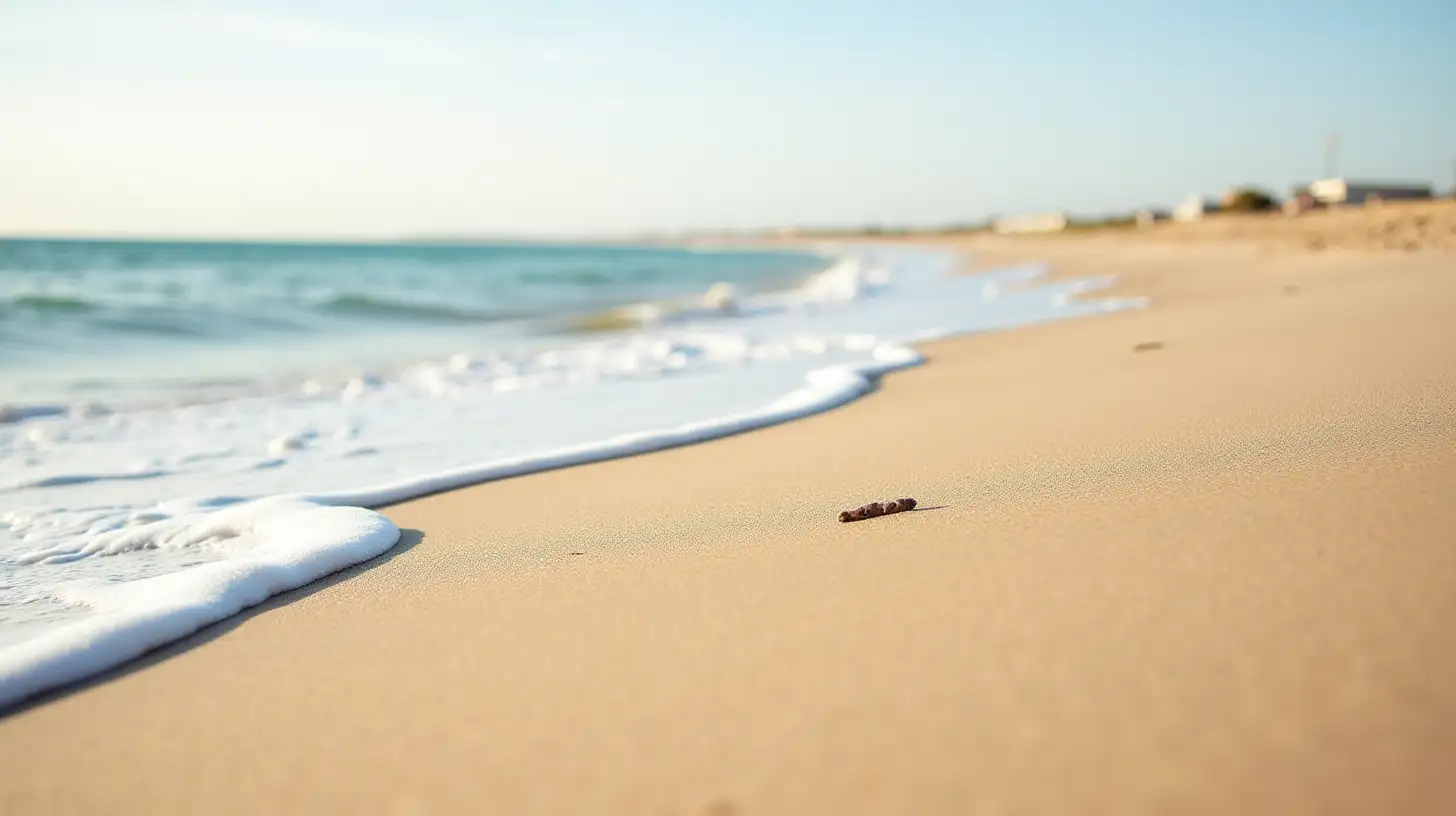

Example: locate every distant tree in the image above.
[1222,187,1280,212]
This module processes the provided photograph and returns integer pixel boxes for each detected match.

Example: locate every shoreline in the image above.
[3,233,1454,813]
[0,244,1128,710]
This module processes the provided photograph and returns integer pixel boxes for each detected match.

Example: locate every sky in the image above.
[2,0,1453,238]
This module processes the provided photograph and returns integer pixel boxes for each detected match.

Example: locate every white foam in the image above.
[310,338,923,510]
[0,497,398,709]
[0,245,1143,709]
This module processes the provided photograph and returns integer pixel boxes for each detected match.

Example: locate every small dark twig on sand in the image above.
[838,497,917,522]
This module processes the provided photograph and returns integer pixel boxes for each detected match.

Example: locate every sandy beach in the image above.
[3,231,1455,814]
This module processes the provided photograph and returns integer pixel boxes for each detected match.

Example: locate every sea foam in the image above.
[0,497,397,709]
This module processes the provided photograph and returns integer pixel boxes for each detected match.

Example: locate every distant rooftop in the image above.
[1301,178,1433,205]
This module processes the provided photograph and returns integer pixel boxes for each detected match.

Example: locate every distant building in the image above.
[1172,195,1222,222]
[1303,178,1432,206]
[992,212,1068,235]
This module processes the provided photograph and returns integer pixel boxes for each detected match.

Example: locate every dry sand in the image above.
[2,235,1454,815]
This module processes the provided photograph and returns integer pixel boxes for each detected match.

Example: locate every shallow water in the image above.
[0,239,823,406]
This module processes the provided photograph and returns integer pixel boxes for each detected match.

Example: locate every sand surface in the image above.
[2,237,1455,815]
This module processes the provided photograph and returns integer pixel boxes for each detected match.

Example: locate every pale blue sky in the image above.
[2,0,1452,237]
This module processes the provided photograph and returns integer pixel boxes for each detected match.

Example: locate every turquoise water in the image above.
[0,239,825,406]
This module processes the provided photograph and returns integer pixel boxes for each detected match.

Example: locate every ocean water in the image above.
[0,238,1143,707]
[0,239,821,407]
